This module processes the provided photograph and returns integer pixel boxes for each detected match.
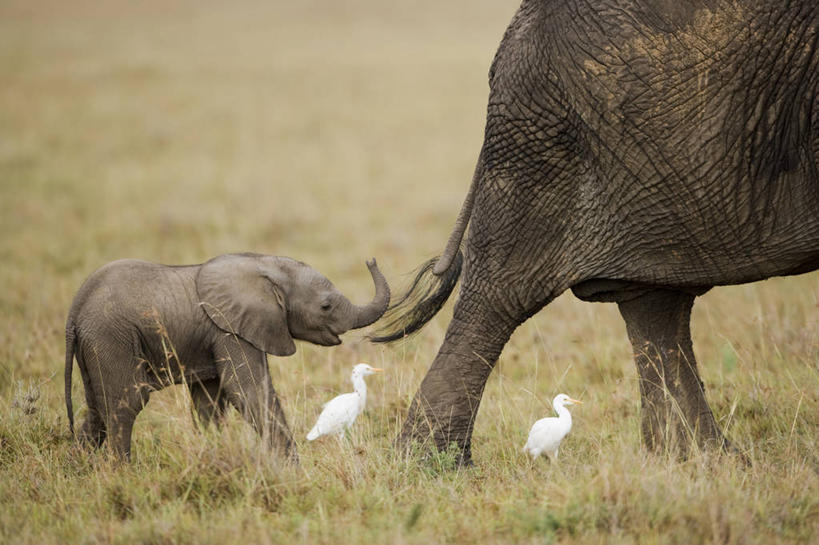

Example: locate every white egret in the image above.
[306,363,382,441]
[523,393,582,461]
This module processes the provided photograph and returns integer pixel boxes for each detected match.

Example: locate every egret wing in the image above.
[526,417,563,453]
[312,393,359,437]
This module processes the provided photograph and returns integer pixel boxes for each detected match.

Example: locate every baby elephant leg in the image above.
[82,340,149,461]
[188,378,228,429]
[78,406,106,448]
[213,335,297,462]
[100,377,151,462]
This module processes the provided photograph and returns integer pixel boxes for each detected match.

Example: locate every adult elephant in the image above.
[373,0,819,464]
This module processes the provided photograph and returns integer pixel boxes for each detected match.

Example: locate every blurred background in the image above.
[0,0,514,374]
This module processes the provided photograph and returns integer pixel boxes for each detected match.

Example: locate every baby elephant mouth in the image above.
[321,327,342,346]
[288,325,341,347]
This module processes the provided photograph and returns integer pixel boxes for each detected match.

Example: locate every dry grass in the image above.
[1,1,817,543]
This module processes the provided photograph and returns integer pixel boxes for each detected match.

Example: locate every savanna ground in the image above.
[0,1,817,543]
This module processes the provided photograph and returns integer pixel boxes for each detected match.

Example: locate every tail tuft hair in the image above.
[369,250,463,343]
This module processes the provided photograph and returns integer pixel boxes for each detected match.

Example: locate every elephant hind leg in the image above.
[100,384,150,461]
[397,291,531,465]
[75,354,106,448]
[189,378,228,429]
[84,341,151,461]
[617,289,730,456]
[78,406,106,448]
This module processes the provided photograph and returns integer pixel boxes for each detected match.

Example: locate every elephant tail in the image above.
[65,319,76,436]
[370,150,482,343]
[432,148,482,275]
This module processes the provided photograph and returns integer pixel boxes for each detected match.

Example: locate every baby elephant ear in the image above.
[196,254,296,357]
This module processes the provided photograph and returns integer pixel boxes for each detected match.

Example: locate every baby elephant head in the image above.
[196,253,390,356]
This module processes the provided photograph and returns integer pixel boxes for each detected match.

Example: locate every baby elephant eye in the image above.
[320,302,332,311]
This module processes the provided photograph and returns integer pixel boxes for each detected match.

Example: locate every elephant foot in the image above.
[395,434,475,469]
[279,448,299,466]
[277,440,300,466]
[78,420,106,449]
[395,397,476,469]
[640,396,744,464]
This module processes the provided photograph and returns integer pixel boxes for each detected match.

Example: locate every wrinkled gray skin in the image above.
[375,0,819,464]
[65,253,389,461]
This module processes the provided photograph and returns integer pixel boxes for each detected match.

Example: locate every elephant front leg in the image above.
[214,336,297,462]
[398,303,516,465]
[188,378,228,429]
[617,290,731,456]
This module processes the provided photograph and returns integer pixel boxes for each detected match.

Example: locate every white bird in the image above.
[523,393,583,461]
[306,363,382,441]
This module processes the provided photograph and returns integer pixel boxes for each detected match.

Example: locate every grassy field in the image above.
[1,1,817,543]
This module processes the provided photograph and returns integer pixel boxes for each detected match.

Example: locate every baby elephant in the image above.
[64,253,390,461]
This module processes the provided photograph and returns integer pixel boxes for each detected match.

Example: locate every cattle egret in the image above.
[523,393,582,461]
[306,363,382,440]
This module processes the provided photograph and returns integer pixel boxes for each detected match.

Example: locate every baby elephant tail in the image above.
[65,320,76,436]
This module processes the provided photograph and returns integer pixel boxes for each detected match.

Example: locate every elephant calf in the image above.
[64,253,390,461]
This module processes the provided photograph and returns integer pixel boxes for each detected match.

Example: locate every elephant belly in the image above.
[139,335,216,389]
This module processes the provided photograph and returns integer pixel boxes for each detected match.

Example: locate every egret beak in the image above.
[371,368,383,373]
[569,398,583,404]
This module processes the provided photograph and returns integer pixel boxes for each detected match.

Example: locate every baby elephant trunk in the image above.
[352,259,391,329]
